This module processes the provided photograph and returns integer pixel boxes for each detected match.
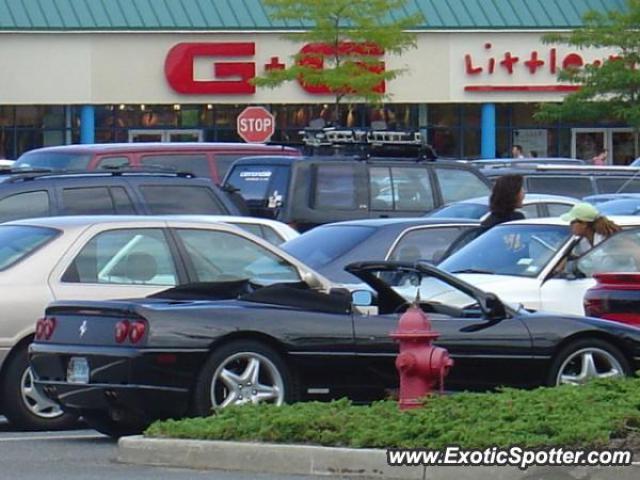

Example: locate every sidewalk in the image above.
[118,436,640,479]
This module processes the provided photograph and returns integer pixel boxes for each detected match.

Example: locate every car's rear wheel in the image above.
[82,412,147,438]
[548,338,631,386]
[1,345,77,430]
[192,340,296,416]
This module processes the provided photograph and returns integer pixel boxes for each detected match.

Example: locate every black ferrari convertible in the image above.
[29,261,640,437]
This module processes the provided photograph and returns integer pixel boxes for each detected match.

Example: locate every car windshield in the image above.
[439,224,571,278]
[0,225,58,270]
[14,152,92,171]
[429,203,488,219]
[281,225,376,269]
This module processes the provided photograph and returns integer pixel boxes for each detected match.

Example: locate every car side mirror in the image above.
[351,290,373,307]
[483,293,506,320]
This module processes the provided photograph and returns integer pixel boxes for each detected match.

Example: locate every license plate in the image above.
[67,357,89,384]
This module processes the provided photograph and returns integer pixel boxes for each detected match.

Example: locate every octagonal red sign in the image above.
[236,106,275,143]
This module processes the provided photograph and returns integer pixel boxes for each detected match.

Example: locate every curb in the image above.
[118,436,640,479]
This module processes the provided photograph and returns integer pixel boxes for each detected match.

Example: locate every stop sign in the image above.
[237,106,275,143]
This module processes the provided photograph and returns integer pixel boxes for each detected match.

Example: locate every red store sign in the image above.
[463,42,619,92]
[165,42,385,95]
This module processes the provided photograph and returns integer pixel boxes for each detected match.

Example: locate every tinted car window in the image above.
[526,176,594,198]
[214,154,252,180]
[0,191,50,222]
[62,187,116,215]
[547,202,574,217]
[176,229,300,284]
[519,204,538,218]
[370,166,434,211]
[388,226,473,263]
[314,165,358,209]
[226,165,288,202]
[63,228,177,286]
[595,177,640,194]
[96,156,130,170]
[435,168,490,203]
[110,187,136,214]
[577,229,640,276]
[14,152,92,170]
[429,203,488,219]
[140,154,210,177]
[440,224,571,278]
[139,185,225,214]
[282,225,376,269]
[0,225,57,270]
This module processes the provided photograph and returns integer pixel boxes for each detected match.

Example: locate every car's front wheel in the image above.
[548,338,631,386]
[192,340,296,416]
[1,345,78,430]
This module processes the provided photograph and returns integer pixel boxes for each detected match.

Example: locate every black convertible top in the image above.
[149,280,352,315]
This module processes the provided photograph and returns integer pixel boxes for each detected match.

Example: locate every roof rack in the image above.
[534,164,640,172]
[300,127,437,160]
[3,169,196,184]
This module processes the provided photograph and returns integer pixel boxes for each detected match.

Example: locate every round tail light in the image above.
[129,320,147,344]
[114,320,130,344]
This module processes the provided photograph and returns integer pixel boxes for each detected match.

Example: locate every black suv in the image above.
[0,171,241,223]
[223,156,492,231]
[481,165,640,198]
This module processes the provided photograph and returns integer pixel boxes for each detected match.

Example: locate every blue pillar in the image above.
[80,105,95,144]
[481,103,496,159]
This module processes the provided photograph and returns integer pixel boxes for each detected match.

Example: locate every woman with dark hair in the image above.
[481,174,525,229]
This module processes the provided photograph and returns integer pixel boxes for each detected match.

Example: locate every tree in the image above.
[535,0,640,156]
[252,0,423,125]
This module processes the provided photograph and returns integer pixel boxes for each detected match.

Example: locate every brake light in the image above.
[584,297,604,317]
[114,320,130,344]
[35,318,45,340]
[41,317,57,340]
[129,320,147,344]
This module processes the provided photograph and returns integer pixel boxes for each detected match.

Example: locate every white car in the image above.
[417,217,640,316]
[428,194,578,221]
[0,215,317,431]
[168,215,299,245]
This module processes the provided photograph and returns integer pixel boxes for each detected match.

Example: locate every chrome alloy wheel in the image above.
[20,367,64,419]
[210,352,285,408]
[555,348,624,386]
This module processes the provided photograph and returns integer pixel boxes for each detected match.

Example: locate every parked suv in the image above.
[13,143,300,184]
[0,171,242,222]
[223,156,492,230]
[482,165,640,198]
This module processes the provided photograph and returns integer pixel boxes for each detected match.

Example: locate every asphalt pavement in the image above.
[0,416,317,480]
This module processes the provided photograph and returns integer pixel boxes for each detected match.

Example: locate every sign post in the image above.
[237,106,275,143]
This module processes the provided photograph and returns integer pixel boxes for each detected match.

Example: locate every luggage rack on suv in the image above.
[0,168,196,184]
[300,127,437,160]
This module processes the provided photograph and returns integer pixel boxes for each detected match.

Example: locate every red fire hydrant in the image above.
[390,304,454,410]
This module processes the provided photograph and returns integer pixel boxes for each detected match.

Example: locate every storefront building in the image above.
[0,0,632,163]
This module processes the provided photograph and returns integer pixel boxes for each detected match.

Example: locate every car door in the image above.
[49,223,186,301]
[351,304,533,394]
[170,225,358,397]
[541,228,640,315]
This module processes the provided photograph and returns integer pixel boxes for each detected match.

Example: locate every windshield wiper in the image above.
[449,268,496,275]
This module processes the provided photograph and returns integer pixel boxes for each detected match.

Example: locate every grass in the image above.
[145,378,640,450]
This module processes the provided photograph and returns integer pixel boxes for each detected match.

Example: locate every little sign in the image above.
[237,106,275,143]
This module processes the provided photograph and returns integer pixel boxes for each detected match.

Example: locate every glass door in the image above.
[611,129,635,165]
[128,129,164,142]
[167,129,202,142]
[571,129,606,163]
[128,129,203,142]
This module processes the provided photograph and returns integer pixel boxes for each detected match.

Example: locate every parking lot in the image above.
[0,417,316,480]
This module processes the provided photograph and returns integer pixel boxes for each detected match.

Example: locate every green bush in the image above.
[146,378,640,450]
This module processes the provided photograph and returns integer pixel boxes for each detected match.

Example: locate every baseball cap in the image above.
[560,202,600,223]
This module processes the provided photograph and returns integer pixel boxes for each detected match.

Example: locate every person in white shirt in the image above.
[561,203,621,256]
